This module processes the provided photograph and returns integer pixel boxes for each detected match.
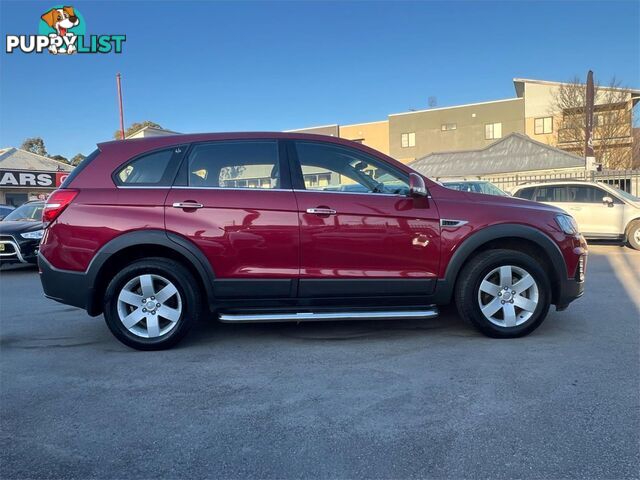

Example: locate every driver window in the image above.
[294,142,409,195]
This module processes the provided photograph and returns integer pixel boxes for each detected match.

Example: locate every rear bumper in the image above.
[38,253,93,311]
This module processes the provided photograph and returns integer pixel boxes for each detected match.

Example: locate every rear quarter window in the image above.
[113,147,184,187]
[514,187,535,200]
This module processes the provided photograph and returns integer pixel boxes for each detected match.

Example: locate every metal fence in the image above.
[480,170,640,196]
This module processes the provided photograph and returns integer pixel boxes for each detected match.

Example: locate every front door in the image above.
[289,140,440,298]
[165,139,300,299]
[564,184,625,236]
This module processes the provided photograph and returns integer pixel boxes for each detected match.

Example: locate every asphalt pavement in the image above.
[1,244,639,479]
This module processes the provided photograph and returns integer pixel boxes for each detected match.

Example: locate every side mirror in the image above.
[602,196,614,207]
[409,173,428,197]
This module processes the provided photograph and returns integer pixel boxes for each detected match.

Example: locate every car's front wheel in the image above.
[103,257,201,350]
[455,249,551,338]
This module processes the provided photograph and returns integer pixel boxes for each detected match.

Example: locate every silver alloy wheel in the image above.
[477,265,539,328]
[634,227,640,245]
[116,274,182,338]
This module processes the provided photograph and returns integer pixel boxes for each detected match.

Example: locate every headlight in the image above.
[555,215,579,235]
[21,230,44,240]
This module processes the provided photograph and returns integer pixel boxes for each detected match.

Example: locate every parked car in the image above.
[38,133,587,350]
[0,204,15,220]
[442,180,509,196]
[512,181,640,250]
[0,201,44,266]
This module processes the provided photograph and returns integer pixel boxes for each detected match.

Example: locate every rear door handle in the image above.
[306,208,337,215]
[172,202,204,209]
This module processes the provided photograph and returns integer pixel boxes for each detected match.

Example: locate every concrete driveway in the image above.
[1,245,638,479]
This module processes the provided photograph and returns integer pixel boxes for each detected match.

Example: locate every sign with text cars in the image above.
[0,169,68,188]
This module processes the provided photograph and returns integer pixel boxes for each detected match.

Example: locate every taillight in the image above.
[43,189,78,225]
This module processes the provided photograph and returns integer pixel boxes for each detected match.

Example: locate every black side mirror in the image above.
[409,173,428,197]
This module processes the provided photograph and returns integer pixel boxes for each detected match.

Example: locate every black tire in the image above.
[103,257,202,350]
[454,249,551,338]
[626,220,640,250]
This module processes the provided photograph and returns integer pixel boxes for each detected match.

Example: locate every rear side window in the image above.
[114,147,182,186]
[514,187,535,200]
[60,149,100,188]
[533,185,567,202]
[185,141,281,189]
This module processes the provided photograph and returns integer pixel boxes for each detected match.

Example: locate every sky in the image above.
[0,0,639,159]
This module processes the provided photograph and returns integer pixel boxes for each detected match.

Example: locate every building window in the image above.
[401,132,416,148]
[441,123,457,131]
[534,117,553,134]
[485,122,502,140]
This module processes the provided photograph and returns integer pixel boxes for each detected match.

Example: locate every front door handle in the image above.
[306,207,337,215]
[172,202,204,209]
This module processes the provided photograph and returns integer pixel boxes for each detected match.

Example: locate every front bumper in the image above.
[38,253,93,311]
[555,248,587,311]
[0,235,39,264]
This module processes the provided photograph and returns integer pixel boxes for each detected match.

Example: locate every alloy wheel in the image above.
[477,265,539,328]
[116,274,182,338]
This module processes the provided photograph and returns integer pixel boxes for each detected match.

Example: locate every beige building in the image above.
[291,77,639,168]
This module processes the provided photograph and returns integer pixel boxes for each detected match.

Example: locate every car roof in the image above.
[512,181,613,191]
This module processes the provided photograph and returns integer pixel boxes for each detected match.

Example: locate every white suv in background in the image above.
[512,181,640,250]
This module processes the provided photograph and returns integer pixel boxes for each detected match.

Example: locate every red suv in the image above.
[38,133,587,350]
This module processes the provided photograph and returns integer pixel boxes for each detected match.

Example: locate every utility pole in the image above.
[116,73,125,140]
[585,70,596,170]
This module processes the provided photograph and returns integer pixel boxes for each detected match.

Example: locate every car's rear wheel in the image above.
[455,249,551,338]
[626,220,640,250]
[103,257,201,350]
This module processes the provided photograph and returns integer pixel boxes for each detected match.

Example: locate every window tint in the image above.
[115,148,176,186]
[533,186,567,202]
[186,141,279,189]
[295,142,409,195]
[567,185,621,204]
[514,187,535,200]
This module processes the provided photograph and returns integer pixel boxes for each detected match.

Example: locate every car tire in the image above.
[626,220,640,250]
[455,249,551,338]
[103,257,202,350]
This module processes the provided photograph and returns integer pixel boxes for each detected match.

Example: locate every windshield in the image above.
[609,186,640,203]
[3,203,44,222]
[444,181,508,196]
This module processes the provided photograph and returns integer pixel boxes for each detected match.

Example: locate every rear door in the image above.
[164,139,300,299]
[289,140,440,298]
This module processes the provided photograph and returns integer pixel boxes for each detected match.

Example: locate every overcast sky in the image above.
[1,0,639,159]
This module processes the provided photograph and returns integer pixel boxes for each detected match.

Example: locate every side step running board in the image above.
[218,308,439,323]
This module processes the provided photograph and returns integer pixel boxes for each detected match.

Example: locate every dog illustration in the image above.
[40,6,79,54]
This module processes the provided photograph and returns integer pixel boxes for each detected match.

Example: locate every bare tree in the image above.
[551,76,634,169]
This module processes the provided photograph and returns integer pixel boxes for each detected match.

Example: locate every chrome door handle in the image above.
[172,202,204,209]
[306,208,337,215]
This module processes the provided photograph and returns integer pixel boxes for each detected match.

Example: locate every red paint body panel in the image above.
[40,132,586,297]
[294,191,440,278]
[164,189,299,278]
[40,188,168,271]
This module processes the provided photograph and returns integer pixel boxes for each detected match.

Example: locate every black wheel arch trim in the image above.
[433,223,568,304]
[84,229,216,315]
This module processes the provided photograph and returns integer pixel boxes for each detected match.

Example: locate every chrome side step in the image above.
[218,308,439,323]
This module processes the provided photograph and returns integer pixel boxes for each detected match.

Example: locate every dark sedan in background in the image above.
[0,201,44,266]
